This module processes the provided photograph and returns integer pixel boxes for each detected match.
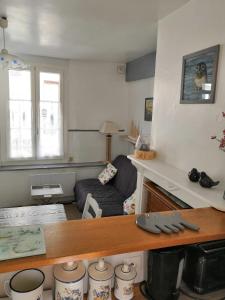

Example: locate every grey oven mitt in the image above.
[136,212,200,234]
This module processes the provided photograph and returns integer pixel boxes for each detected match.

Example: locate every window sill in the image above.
[0,161,106,172]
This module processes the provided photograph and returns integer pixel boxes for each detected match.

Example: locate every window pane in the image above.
[9,101,32,129]
[38,72,62,158]
[39,128,61,157]
[40,102,61,129]
[40,72,60,102]
[8,70,33,159]
[9,70,31,101]
[10,129,32,158]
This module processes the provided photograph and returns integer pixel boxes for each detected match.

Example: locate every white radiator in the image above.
[30,172,76,197]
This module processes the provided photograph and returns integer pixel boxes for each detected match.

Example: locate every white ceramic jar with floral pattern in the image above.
[114,263,137,300]
[54,261,86,300]
[88,258,114,300]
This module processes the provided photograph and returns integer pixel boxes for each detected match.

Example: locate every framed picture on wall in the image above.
[180,45,220,104]
[144,97,153,121]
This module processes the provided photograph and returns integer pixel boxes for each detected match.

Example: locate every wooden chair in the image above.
[82,193,103,219]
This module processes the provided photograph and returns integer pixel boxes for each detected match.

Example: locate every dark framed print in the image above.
[180,45,220,104]
[144,97,153,121]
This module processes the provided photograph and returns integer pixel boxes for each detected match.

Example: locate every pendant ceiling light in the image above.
[0,17,26,69]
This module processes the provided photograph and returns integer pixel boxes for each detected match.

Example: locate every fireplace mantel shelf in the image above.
[128,155,225,212]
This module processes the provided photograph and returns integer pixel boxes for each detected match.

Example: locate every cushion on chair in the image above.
[98,163,117,185]
[123,192,136,215]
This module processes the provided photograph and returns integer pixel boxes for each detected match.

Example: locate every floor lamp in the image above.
[99,121,120,162]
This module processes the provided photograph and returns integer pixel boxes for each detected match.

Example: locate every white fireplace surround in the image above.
[128,155,225,213]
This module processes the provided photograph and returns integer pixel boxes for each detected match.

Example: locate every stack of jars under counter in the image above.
[53,258,137,300]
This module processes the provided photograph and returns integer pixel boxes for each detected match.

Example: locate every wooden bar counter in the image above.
[1,207,225,273]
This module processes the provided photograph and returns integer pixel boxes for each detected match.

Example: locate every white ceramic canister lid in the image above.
[54,261,86,283]
[115,263,137,281]
[88,258,114,281]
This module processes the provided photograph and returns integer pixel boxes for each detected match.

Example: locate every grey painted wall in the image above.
[126,52,156,81]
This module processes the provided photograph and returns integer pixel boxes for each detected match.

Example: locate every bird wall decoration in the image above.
[194,62,208,90]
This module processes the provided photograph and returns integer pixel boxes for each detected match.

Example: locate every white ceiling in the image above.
[0,0,189,62]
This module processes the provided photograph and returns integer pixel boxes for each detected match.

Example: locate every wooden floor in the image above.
[63,202,82,220]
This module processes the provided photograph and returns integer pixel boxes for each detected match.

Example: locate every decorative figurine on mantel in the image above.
[188,168,200,182]
[211,111,225,199]
[199,172,220,188]
[188,168,220,188]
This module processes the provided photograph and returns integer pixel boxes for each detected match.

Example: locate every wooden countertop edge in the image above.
[1,207,225,273]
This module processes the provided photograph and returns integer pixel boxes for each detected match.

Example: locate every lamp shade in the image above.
[99,121,120,135]
[0,49,26,69]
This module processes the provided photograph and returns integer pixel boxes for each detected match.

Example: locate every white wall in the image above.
[152,0,225,181]
[127,78,154,141]
[67,61,129,162]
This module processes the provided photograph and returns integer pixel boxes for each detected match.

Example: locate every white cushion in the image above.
[123,192,136,215]
[98,163,117,185]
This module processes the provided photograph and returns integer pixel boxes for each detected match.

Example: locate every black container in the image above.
[183,239,225,294]
[144,247,185,300]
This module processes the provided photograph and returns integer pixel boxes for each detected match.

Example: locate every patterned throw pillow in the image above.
[98,163,117,185]
[123,192,136,215]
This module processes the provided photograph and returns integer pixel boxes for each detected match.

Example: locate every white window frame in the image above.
[35,67,64,160]
[3,66,65,163]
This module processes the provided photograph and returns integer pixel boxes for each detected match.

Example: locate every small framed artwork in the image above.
[144,97,153,121]
[180,45,220,104]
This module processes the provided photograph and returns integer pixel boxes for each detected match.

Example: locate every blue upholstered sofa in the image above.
[74,155,137,217]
